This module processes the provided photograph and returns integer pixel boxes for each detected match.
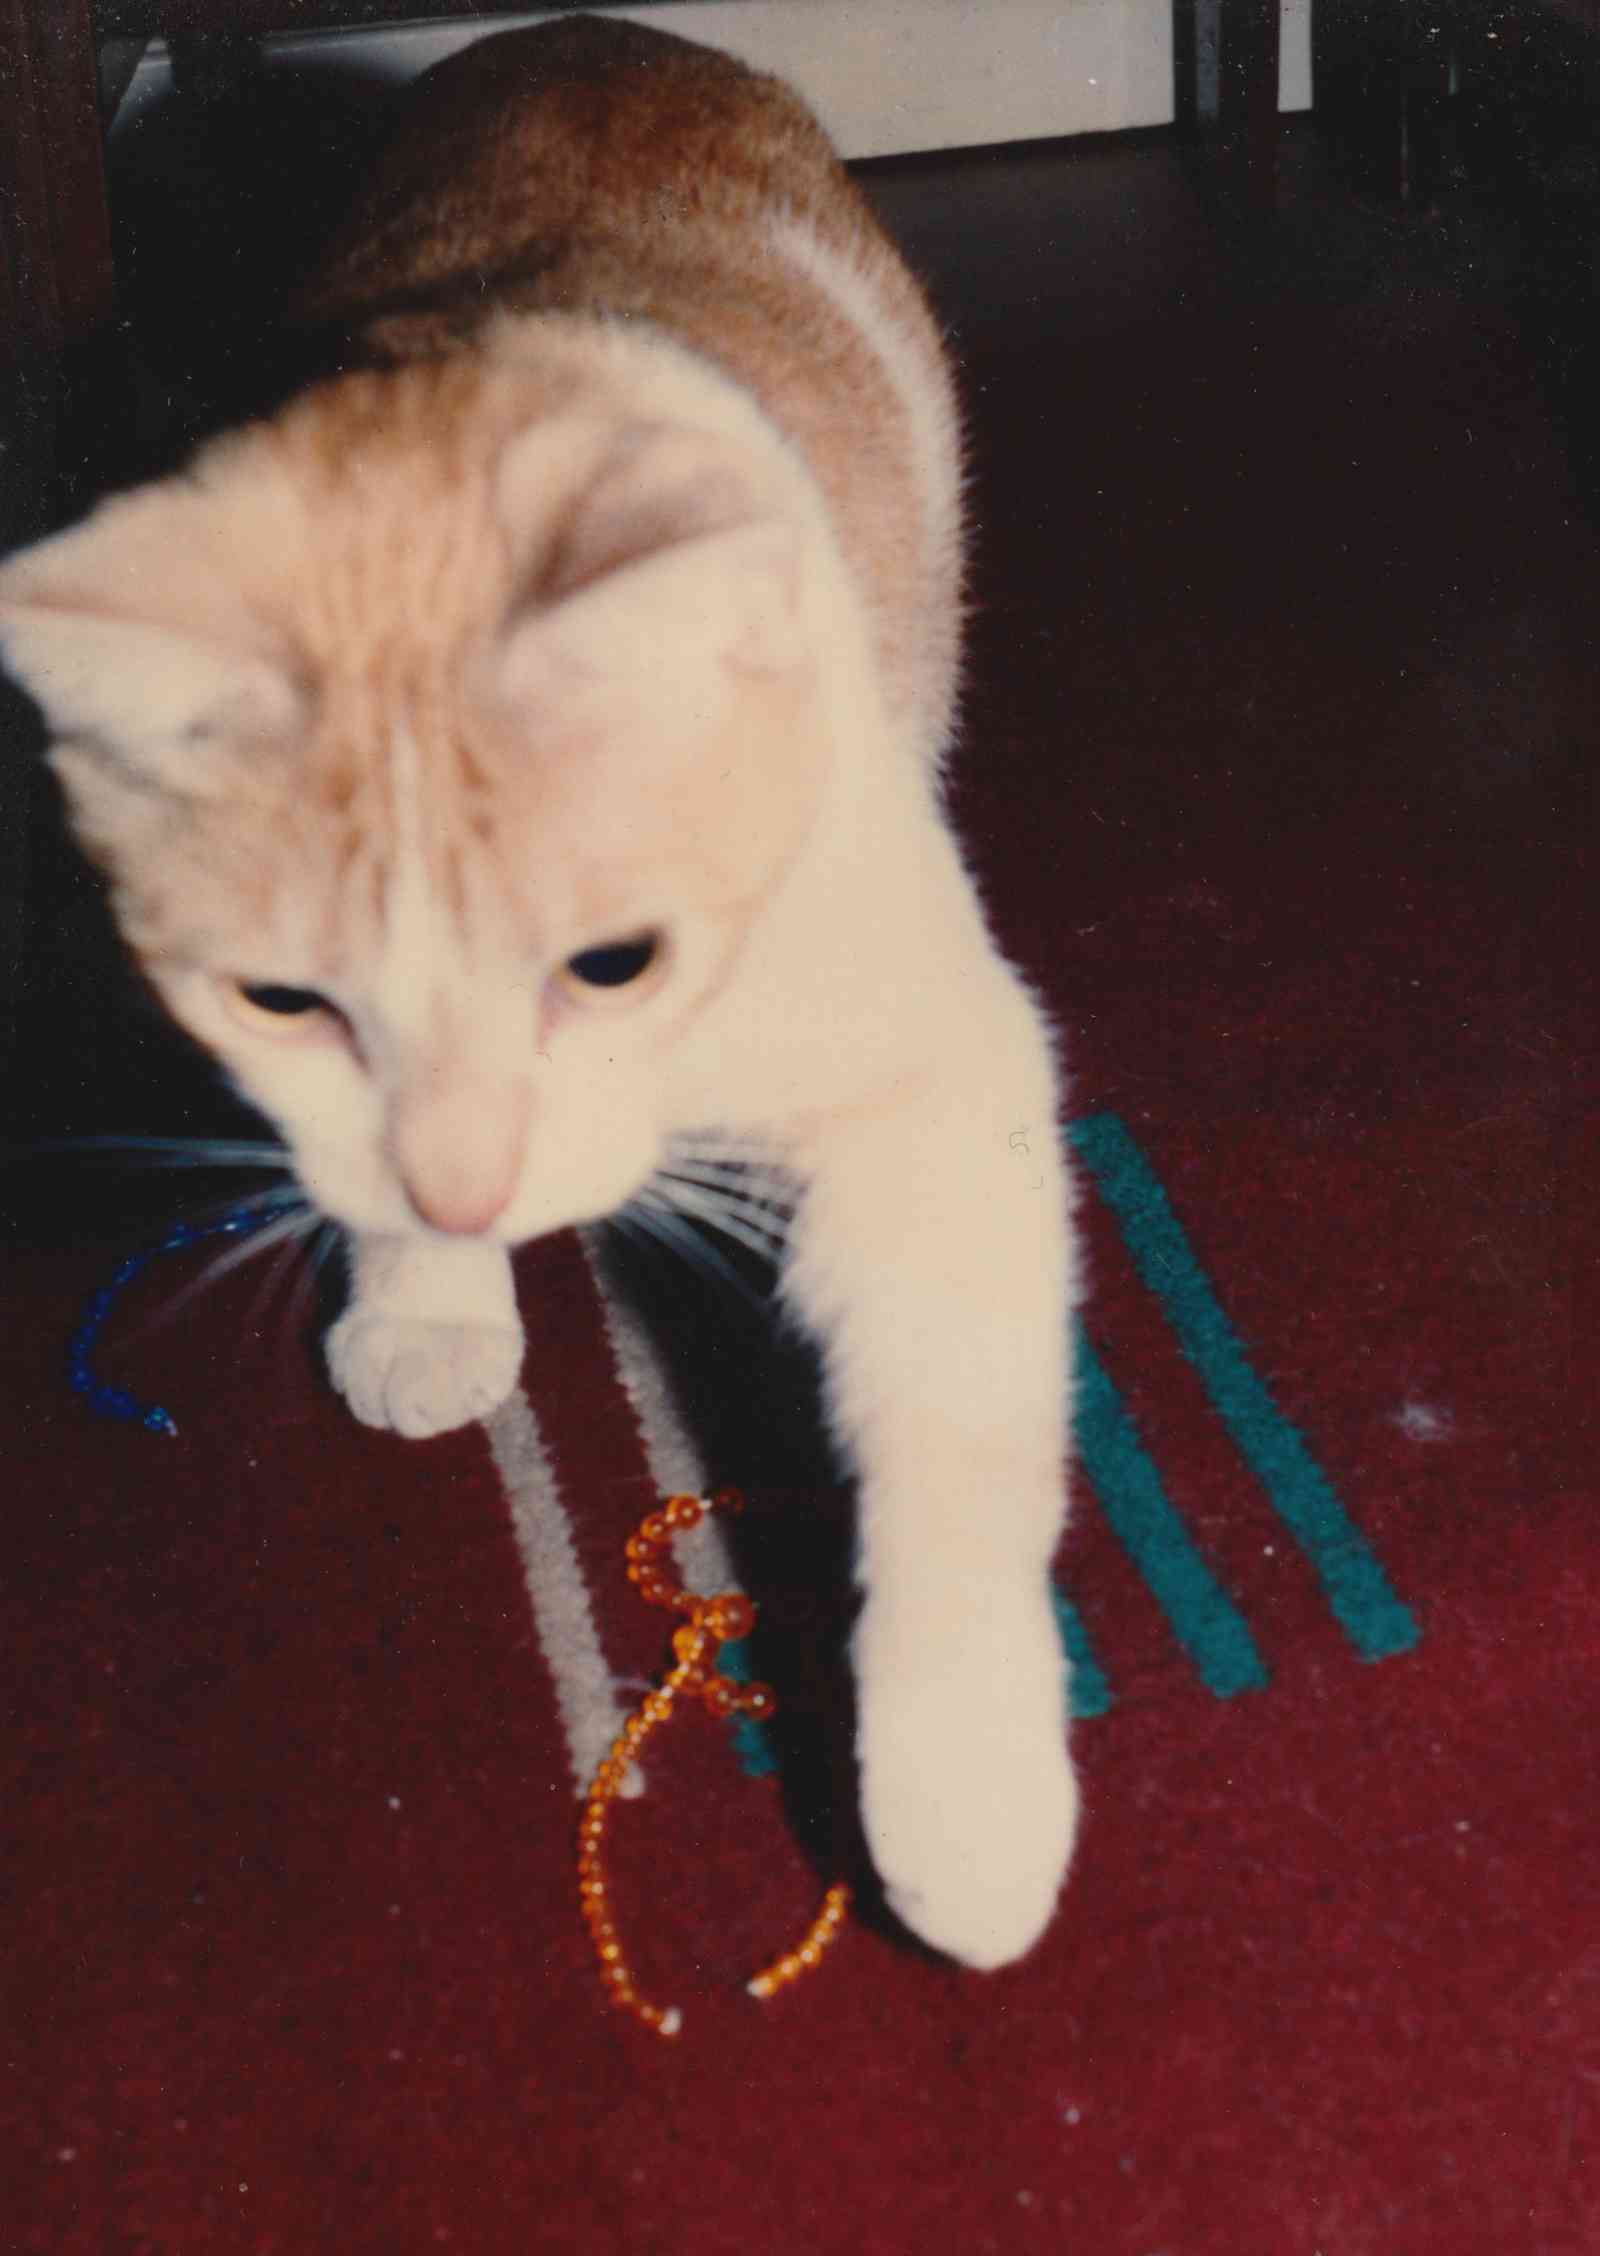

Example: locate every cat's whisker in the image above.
[204,1205,321,1296]
[659,1186,795,1246]
[117,1179,309,1248]
[307,1220,345,1279]
[655,1156,791,1209]
[664,1129,794,1176]
[612,1198,772,1314]
[239,1207,329,1351]
[645,1178,788,1266]
[121,1200,320,1346]
[653,1155,799,1215]
[269,1218,346,1354]
[29,1133,294,1174]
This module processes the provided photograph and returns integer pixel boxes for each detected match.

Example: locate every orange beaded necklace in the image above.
[578,1488,851,2036]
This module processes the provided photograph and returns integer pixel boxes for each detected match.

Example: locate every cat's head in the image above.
[0,354,830,1242]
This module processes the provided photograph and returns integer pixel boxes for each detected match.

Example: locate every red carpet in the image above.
[8,870,1596,2250]
[6,132,1599,2256]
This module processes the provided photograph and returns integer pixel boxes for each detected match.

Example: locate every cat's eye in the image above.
[239,983,328,1017]
[223,978,343,1038]
[559,931,666,1002]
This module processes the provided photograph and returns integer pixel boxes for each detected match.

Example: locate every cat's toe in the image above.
[857,1596,1078,1970]
[326,1311,524,1437]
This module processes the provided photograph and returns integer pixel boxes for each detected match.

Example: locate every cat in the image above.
[0,14,1079,1972]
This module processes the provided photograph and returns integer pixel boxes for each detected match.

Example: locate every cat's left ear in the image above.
[495,419,807,684]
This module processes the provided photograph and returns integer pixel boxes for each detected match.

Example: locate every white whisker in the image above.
[32,1134,294,1173]
[127,1202,319,1342]
[655,1155,798,1213]
[650,1187,787,1264]
[662,1127,792,1176]
[611,1198,770,1312]
[307,1221,345,1279]
[240,1209,325,1346]
[642,1179,786,1265]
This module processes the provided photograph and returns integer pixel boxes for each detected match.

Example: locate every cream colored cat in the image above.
[0,16,1078,1970]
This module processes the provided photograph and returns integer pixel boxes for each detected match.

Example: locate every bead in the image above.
[703,1593,755,1643]
[68,1196,292,1437]
[578,1492,850,2036]
[712,1486,746,1515]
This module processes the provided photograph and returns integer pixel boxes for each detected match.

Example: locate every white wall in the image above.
[118,2,1312,161]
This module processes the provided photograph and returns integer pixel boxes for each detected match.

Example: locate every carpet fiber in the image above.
[5,120,1598,2255]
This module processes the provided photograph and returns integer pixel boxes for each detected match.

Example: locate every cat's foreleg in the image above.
[785,1043,1078,1970]
[326,1231,524,1437]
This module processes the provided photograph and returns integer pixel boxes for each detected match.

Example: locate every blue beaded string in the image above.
[66,1203,288,1438]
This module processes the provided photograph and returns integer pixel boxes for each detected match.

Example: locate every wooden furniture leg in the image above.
[0,0,115,368]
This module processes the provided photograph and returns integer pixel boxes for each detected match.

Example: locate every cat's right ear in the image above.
[0,502,303,800]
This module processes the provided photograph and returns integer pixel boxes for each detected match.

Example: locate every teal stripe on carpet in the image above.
[1070,1113,1419,1663]
[1055,1587,1115,1717]
[716,1635,781,1779]
[1075,1324,1269,1697]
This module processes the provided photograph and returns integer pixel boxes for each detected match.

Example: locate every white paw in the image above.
[326,1310,524,1438]
[856,1587,1078,1970]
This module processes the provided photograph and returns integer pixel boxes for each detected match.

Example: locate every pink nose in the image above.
[405,1173,518,1238]
[390,1078,529,1237]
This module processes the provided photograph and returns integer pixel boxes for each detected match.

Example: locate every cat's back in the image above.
[299,14,860,317]
[296,14,962,745]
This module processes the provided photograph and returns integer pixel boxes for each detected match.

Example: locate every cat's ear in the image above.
[0,494,303,800]
[495,421,805,688]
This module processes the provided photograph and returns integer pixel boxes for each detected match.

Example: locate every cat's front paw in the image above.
[326,1309,524,1437]
[856,1588,1078,1970]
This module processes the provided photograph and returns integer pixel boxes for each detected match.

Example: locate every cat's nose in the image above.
[389,1076,529,1236]
[406,1172,517,1237]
